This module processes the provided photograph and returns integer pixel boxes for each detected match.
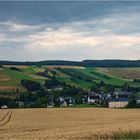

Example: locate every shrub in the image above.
[10,67,22,72]
[21,79,41,91]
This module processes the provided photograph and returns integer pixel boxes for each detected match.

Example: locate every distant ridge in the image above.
[0,60,140,67]
[82,60,140,67]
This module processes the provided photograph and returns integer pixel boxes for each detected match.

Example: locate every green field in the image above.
[0,65,140,91]
[0,66,47,91]
[56,67,140,89]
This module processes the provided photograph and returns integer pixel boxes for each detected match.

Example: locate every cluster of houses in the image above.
[1,85,140,109]
[47,90,140,108]
[87,91,140,108]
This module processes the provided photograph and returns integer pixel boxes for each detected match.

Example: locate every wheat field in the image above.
[0,108,140,139]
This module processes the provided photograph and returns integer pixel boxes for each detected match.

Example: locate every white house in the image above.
[59,96,68,107]
[108,98,128,108]
[87,91,101,104]
[61,101,67,107]
[87,96,96,104]
[65,97,75,106]
[16,101,24,107]
[137,97,140,104]
[87,95,100,104]
[46,85,63,91]
[1,105,8,109]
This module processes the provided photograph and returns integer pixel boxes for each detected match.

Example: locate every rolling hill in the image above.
[0,65,139,91]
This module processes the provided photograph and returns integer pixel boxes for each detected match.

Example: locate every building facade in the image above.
[108,98,128,108]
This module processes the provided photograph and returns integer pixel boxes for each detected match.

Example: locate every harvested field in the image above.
[3,65,28,69]
[0,69,11,81]
[0,110,13,127]
[33,68,45,73]
[44,65,85,69]
[28,74,47,80]
[97,67,140,79]
[0,86,24,91]
[0,108,140,139]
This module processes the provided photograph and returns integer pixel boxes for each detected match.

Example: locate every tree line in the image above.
[0,60,140,67]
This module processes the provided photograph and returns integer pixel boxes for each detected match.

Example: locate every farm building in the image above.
[46,85,63,91]
[114,92,129,98]
[65,97,75,105]
[108,98,128,108]
[0,105,8,109]
[137,97,140,104]
[87,92,101,104]
[16,101,24,107]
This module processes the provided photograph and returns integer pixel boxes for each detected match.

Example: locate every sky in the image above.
[0,1,140,61]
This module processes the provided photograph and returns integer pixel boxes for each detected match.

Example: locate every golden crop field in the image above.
[44,65,86,69]
[0,108,140,139]
[97,68,140,79]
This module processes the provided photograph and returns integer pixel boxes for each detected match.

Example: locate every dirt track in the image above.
[0,108,140,139]
[0,110,13,127]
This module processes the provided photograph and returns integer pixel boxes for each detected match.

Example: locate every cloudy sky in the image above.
[0,1,140,61]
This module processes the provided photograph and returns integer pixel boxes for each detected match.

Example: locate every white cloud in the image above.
[0,11,140,60]
[0,21,43,32]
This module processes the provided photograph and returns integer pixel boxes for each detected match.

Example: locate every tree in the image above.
[19,92,30,102]
[134,79,140,83]
[0,97,11,106]
[105,84,115,93]
[75,92,83,104]
[65,98,70,106]
[45,76,60,88]
[10,67,22,72]
[62,86,82,97]
[8,100,17,108]
[122,82,128,91]
[37,69,51,78]
[36,64,42,67]
[35,97,48,108]
[91,85,101,93]
[36,89,47,98]
[70,76,77,82]
[127,93,137,108]
[100,81,106,86]
[53,91,61,107]
[21,79,41,91]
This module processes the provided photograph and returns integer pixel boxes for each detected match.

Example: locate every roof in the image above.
[108,98,128,102]
[114,92,131,95]
[89,95,100,99]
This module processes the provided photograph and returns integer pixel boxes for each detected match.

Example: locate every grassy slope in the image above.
[56,67,140,89]
[0,66,46,90]
[76,67,128,85]
[56,69,94,89]
[0,66,139,91]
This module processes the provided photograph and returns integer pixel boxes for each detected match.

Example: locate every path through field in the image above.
[0,110,13,127]
[0,108,140,139]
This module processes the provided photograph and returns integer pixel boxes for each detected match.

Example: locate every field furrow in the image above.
[0,110,13,127]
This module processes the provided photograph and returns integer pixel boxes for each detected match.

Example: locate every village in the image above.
[46,88,140,108]
[0,65,140,109]
[1,84,140,109]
